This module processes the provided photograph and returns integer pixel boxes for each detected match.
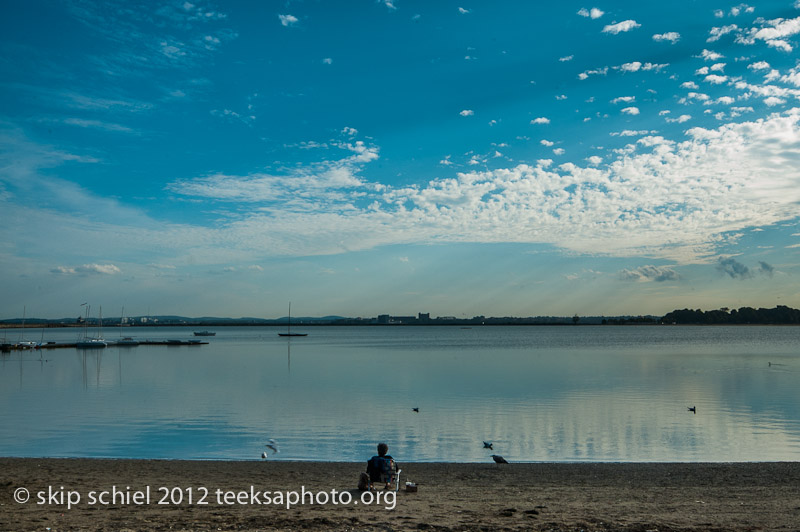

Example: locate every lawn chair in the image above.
[366,456,402,491]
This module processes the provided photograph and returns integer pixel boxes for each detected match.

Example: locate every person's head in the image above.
[377,442,388,456]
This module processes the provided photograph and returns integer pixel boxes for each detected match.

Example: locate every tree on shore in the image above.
[661,305,800,325]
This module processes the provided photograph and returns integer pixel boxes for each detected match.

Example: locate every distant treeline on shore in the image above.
[660,305,800,325]
[1,305,799,327]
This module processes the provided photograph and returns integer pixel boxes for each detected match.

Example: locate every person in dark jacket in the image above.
[358,442,398,490]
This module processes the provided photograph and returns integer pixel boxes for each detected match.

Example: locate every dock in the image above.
[1,340,208,351]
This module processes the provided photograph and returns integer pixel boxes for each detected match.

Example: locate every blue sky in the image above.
[2,0,800,319]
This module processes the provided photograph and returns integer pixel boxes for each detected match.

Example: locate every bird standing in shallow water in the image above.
[688,406,696,414]
[491,454,508,464]
[412,407,419,412]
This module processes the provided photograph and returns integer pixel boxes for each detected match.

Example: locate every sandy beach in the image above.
[2,459,799,531]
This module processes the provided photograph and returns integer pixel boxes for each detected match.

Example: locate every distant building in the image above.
[418,313,430,322]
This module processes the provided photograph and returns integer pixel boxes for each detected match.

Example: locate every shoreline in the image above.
[3,458,799,531]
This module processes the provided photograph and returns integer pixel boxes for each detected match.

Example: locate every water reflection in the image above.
[1,326,799,462]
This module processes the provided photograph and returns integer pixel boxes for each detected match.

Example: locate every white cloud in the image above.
[707,24,739,42]
[705,74,728,84]
[578,7,604,19]
[679,92,710,104]
[611,96,635,104]
[748,61,771,71]
[586,155,603,165]
[602,20,640,34]
[62,118,134,133]
[681,81,699,89]
[621,107,640,115]
[553,148,565,155]
[540,139,554,147]
[53,264,121,275]
[619,265,679,282]
[458,7,470,14]
[559,55,574,62]
[322,57,333,65]
[710,62,726,72]
[642,63,668,72]
[610,129,654,137]
[619,62,642,72]
[781,67,800,87]
[763,96,786,106]
[531,117,550,124]
[665,114,691,123]
[767,39,793,52]
[700,49,724,61]
[459,109,474,116]
[278,14,298,27]
[730,4,754,16]
[653,32,680,43]
[578,67,608,80]
[738,16,800,52]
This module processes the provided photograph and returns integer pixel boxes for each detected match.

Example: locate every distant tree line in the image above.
[602,316,658,325]
[661,305,800,325]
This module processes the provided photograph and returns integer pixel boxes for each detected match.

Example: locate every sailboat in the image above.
[17,306,40,349]
[278,303,307,337]
[77,304,107,349]
[117,306,139,346]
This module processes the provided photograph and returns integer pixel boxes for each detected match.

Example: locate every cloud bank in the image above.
[164,110,800,264]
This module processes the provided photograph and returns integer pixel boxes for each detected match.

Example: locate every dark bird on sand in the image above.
[412,408,419,412]
[688,406,696,414]
[483,441,493,450]
[491,455,508,464]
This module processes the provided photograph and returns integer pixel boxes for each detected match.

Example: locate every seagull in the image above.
[491,454,508,464]
[483,441,493,450]
[412,408,419,412]
[265,439,279,455]
[688,406,696,414]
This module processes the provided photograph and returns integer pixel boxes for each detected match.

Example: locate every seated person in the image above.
[358,442,398,490]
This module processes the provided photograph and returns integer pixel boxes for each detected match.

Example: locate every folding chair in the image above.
[367,456,402,491]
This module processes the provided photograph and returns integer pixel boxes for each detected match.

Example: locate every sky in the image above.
[2,0,800,320]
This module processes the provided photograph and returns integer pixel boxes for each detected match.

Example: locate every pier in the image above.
[1,340,208,351]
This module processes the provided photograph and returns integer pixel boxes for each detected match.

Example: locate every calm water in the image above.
[1,325,799,462]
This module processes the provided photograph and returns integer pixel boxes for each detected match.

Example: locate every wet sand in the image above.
[2,458,799,531]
